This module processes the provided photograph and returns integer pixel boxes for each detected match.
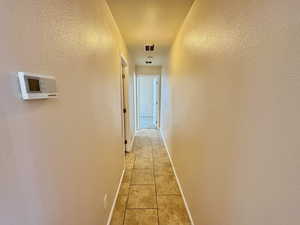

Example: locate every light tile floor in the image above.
[139,116,156,129]
[110,129,191,225]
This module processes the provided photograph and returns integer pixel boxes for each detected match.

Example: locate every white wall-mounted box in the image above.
[18,72,58,100]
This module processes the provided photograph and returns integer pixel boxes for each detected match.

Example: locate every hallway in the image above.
[110,129,191,225]
[1,0,299,224]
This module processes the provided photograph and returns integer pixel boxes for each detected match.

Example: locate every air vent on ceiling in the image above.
[145,44,155,52]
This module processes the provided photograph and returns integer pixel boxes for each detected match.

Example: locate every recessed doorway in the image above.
[136,74,160,129]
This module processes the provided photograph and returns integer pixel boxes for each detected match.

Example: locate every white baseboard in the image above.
[127,132,136,152]
[106,169,125,225]
[160,129,195,225]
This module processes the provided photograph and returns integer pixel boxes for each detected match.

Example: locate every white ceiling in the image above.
[106,0,194,66]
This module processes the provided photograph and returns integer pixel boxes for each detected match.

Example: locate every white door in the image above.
[136,74,160,129]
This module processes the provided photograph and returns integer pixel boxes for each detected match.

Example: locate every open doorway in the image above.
[136,74,160,129]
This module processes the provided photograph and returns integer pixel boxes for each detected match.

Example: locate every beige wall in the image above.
[161,0,300,224]
[135,65,162,75]
[0,0,132,224]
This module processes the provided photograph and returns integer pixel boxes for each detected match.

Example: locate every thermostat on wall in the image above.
[18,72,58,100]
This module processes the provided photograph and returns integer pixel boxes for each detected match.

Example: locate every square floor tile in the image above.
[153,148,168,159]
[119,182,130,195]
[124,209,158,225]
[154,167,174,176]
[157,195,191,225]
[135,157,153,169]
[125,153,135,169]
[155,174,180,195]
[132,169,154,184]
[127,185,157,209]
[122,169,132,183]
[154,157,171,168]
[133,142,144,150]
[152,145,165,150]
[110,195,127,225]
[135,147,152,158]
[152,140,163,146]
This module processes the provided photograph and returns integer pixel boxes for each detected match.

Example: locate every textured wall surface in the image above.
[0,0,130,224]
[161,0,300,224]
[135,66,162,75]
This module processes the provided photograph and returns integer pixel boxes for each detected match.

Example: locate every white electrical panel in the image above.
[18,72,58,100]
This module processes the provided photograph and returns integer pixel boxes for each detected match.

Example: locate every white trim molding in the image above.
[106,169,125,225]
[160,129,195,225]
[120,54,128,67]
[127,133,136,152]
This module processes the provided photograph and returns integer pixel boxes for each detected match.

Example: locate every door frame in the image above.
[153,76,161,128]
[135,74,161,130]
[120,55,128,152]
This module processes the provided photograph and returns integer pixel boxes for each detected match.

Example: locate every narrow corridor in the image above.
[110,129,191,225]
[1,0,299,224]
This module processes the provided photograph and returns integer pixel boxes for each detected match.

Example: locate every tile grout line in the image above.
[106,168,125,225]
[151,133,160,225]
[160,129,195,225]
[118,130,189,225]
[122,150,136,225]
